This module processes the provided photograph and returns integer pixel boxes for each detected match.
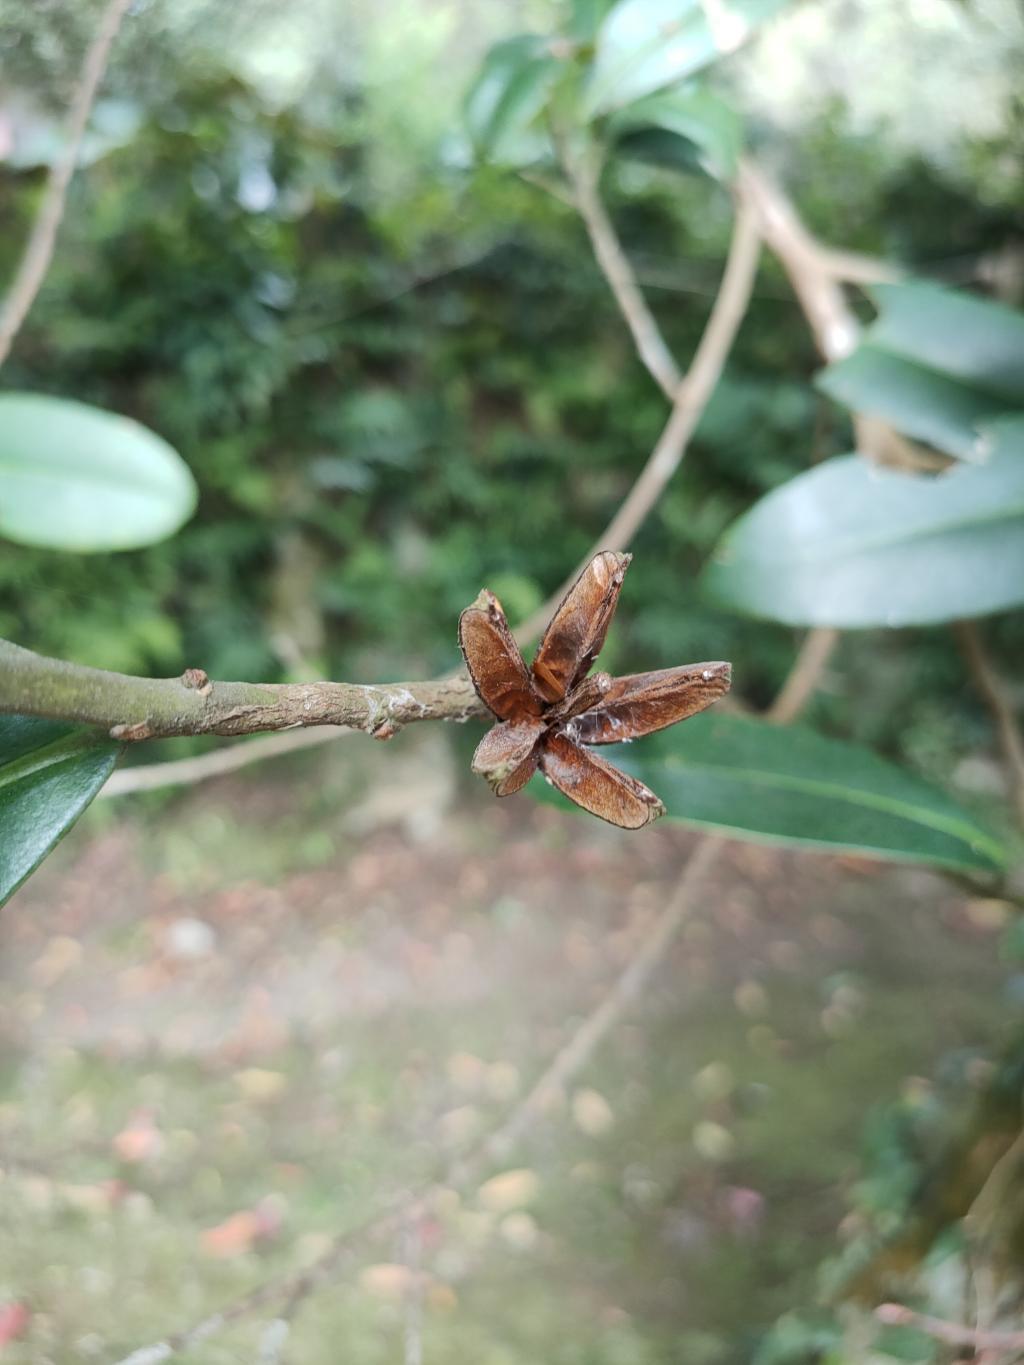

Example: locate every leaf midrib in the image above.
[0,732,110,796]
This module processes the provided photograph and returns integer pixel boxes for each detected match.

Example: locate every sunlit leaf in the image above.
[607,86,743,178]
[0,716,120,908]
[0,393,197,552]
[533,713,1005,874]
[702,417,1024,628]
[817,282,1024,461]
[463,35,562,165]
[584,0,788,117]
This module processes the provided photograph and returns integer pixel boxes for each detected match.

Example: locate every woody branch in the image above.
[0,638,484,740]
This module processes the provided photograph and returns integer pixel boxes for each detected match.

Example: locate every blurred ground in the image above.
[0,731,1014,1364]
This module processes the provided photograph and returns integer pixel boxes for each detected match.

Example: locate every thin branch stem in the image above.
[875,1304,1024,1352]
[514,199,761,648]
[564,144,682,399]
[0,639,484,741]
[734,160,893,725]
[767,628,839,725]
[954,621,1024,829]
[735,159,899,363]
[107,836,723,1364]
[0,0,133,370]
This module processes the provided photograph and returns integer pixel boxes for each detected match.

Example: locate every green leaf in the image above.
[818,347,1006,462]
[817,282,1024,461]
[867,281,1024,405]
[0,393,197,552]
[702,417,1024,628]
[607,87,743,179]
[584,0,788,117]
[463,35,562,165]
[0,715,120,908]
[532,713,1005,875]
[569,0,617,41]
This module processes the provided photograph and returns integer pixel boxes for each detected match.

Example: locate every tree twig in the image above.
[0,0,134,370]
[563,143,682,399]
[875,1303,1024,1352]
[733,160,891,725]
[735,159,898,363]
[954,621,1024,829]
[99,726,356,798]
[513,199,761,648]
[0,638,484,740]
[402,1220,424,1365]
[766,627,839,725]
[106,835,723,1364]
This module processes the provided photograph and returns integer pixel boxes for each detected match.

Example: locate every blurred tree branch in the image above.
[513,192,762,648]
[876,1303,1024,1352]
[0,0,133,370]
[767,627,840,725]
[735,159,901,724]
[563,143,682,400]
[954,620,1024,829]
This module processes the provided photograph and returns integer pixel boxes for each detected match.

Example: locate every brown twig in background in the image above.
[107,834,723,1363]
[733,160,893,725]
[735,159,898,363]
[402,1221,425,1365]
[514,199,761,648]
[875,1303,1024,1352]
[767,628,840,725]
[564,144,682,399]
[99,726,356,798]
[954,621,1024,829]
[0,0,134,370]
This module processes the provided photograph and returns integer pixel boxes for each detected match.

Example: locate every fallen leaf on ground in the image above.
[477,1168,539,1212]
[201,1198,284,1257]
[0,1303,30,1349]
[572,1088,614,1136]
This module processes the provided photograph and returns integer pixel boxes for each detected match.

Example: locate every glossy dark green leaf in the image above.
[532,713,1005,874]
[463,35,561,165]
[702,417,1024,628]
[0,716,120,908]
[816,282,1024,461]
[607,87,743,178]
[0,393,197,551]
[584,0,789,117]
